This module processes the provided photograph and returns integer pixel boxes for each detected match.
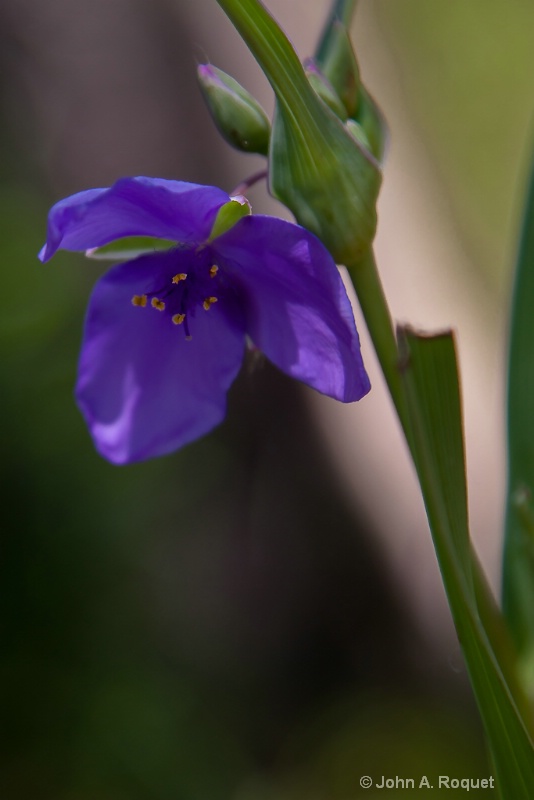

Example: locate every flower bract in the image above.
[39,177,370,464]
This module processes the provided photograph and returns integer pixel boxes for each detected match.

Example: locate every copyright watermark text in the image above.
[359,775,495,791]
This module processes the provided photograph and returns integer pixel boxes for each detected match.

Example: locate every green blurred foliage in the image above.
[265,694,492,799]
[376,0,534,290]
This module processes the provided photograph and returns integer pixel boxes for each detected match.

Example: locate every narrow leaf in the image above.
[399,326,534,797]
[503,146,534,681]
[399,328,472,591]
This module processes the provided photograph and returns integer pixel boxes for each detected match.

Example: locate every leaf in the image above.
[398,328,472,591]
[398,326,534,797]
[503,147,534,681]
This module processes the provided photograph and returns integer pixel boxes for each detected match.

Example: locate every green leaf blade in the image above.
[398,327,534,797]
[398,328,472,591]
[503,146,534,678]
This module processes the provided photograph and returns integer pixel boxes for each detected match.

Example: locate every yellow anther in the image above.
[151,297,166,311]
[131,294,147,307]
[172,273,188,284]
[209,265,219,278]
[172,313,186,325]
[203,296,218,311]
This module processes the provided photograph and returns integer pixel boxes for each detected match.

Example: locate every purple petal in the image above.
[76,250,245,464]
[39,177,230,262]
[214,215,370,402]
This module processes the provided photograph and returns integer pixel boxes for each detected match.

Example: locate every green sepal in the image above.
[208,197,251,242]
[85,236,175,261]
[197,64,270,155]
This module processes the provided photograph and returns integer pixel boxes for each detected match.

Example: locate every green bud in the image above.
[354,85,387,163]
[208,196,251,241]
[304,59,347,120]
[197,64,270,155]
[316,16,387,164]
[345,118,372,155]
[317,22,360,119]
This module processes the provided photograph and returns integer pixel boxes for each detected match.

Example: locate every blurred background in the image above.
[2,1,533,797]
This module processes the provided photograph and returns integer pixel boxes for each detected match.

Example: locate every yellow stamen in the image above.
[172,313,186,325]
[131,294,147,307]
[203,296,218,311]
[172,273,188,284]
[209,265,219,278]
[151,297,166,311]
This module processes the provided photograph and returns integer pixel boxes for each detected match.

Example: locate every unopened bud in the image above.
[197,64,270,155]
[354,85,387,163]
[304,59,347,120]
[317,22,360,119]
[345,119,372,157]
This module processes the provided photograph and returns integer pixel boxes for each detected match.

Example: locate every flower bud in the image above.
[317,22,360,119]
[304,59,347,120]
[197,64,270,155]
[354,85,387,163]
[345,119,372,155]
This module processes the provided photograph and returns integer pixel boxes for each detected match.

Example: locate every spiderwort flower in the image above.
[39,177,370,464]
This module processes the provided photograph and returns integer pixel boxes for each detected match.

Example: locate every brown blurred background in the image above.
[1,1,533,798]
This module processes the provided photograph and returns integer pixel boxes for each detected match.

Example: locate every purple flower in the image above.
[39,177,370,464]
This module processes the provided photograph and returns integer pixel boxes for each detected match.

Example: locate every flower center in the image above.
[131,260,221,340]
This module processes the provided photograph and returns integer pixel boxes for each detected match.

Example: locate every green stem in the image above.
[347,249,468,593]
[349,253,462,581]
[346,248,410,441]
[348,248,534,736]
